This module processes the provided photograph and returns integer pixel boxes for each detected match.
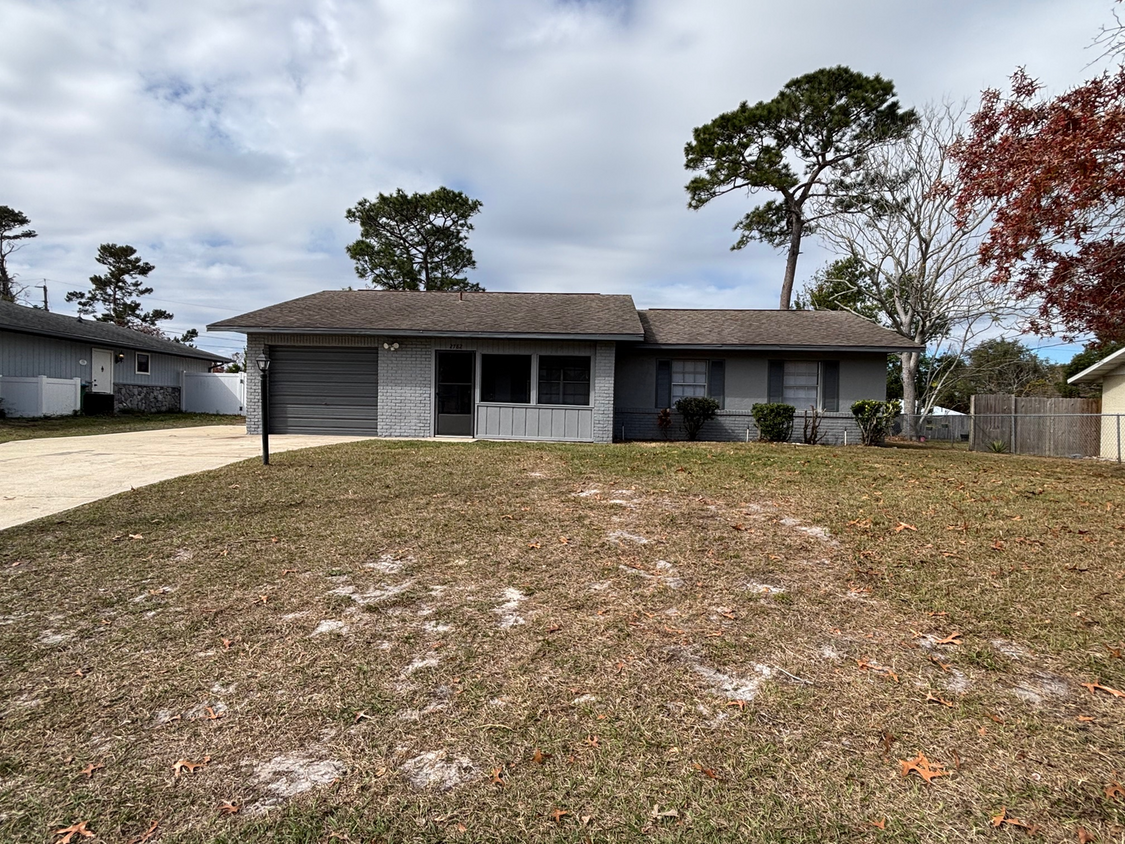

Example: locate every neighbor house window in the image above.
[767,360,839,411]
[481,354,531,403]
[538,355,590,405]
[136,353,151,375]
[656,359,725,409]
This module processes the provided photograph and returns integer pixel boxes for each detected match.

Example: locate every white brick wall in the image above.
[592,341,615,444]
[244,334,266,434]
[378,337,434,437]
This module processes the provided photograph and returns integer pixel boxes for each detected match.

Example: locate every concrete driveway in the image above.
[0,425,371,530]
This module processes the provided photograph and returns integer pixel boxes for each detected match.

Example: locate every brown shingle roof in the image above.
[637,309,922,351]
[209,291,645,339]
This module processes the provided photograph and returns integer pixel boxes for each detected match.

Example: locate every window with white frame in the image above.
[656,359,725,409]
[783,361,818,406]
[136,353,151,375]
[767,360,839,411]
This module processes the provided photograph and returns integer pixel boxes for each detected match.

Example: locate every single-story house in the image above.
[207,290,920,444]
[0,300,231,416]
[1067,347,1125,461]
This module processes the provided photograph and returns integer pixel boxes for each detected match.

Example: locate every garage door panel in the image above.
[268,347,378,435]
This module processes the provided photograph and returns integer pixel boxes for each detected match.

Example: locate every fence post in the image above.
[72,378,81,414]
[1009,400,1017,455]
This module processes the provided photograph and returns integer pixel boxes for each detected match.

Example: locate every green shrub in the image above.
[751,403,795,442]
[851,399,899,446]
[674,396,719,441]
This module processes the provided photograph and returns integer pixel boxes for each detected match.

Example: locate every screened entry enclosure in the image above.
[435,351,474,435]
[475,350,597,441]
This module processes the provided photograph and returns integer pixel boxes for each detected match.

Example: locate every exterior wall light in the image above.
[382,342,400,351]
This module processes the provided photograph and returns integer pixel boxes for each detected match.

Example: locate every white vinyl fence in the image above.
[181,372,245,415]
[0,375,82,417]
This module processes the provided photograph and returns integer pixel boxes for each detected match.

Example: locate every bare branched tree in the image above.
[812,103,1027,438]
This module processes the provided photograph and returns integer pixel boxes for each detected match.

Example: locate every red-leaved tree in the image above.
[951,68,1125,341]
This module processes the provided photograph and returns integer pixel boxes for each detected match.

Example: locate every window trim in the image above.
[135,352,151,376]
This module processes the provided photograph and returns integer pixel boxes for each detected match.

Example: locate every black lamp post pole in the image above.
[259,360,271,466]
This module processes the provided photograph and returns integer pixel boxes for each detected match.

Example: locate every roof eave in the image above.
[629,342,923,353]
[3,324,231,363]
[210,326,645,342]
[1067,347,1125,384]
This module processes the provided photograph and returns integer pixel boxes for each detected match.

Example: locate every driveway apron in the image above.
[0,425,370,530]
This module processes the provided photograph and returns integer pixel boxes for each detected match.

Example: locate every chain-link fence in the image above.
[897,412,1123,461]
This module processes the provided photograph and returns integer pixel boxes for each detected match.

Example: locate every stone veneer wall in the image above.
[114,384,181,414]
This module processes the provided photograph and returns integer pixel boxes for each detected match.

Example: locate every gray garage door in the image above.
[268,346,378,435]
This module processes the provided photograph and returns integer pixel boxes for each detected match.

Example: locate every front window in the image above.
[538,355,591,405]
[481,354,531,403]
[136,353,151,375]
[671,359,708,403]
[782,361,818,406]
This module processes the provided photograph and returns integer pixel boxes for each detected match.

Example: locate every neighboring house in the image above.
[208,290,920,444]
[1067,347,1125,461]
[0,300,231,415]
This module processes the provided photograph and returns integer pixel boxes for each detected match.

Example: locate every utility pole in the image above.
[34,280,48,311]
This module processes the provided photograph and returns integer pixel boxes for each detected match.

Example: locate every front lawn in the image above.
[0,441,1122,842]
[0,413,244,444]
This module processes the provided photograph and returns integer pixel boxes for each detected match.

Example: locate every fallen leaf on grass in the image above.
[726,699,746,710]
[490,767,506,787]
[1077,715,1095,723]
[857,658,899,682]
[1077,826,1097,843]
[531,749,551,764]
[172,755,211,777]
[1081,682,1125,699]
[934,631,963,645]
[928,655,951,672]
[280,568,298,575]
[204,706,224,721]
[986,712,1005,724]
[894,522,917,532]
[692,763,721,780]
[731,523,746,531]
[584,735,600,748]
[865,818,886,830]
[528,542,541,550]
[54,822,94,843]
[558,536,569,545]
[990,807,1040,833]
[650,804,679,821]
[219,802,240,815]
[899,754,949,784]
[128,534,144,540]
[550,809,569,823]
[221,638,233,650]
[925,691,954,708]
[1107,781,1125,800]
[126,820,159,844]
[77,762,104,779]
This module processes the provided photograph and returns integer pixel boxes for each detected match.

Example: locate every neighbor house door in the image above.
[435,351,474,436]
[91,349,114,394]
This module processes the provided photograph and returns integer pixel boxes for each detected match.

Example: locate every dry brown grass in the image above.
[0,440,1122,843]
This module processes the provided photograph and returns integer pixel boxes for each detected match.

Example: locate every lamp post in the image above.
[256,356,271,465]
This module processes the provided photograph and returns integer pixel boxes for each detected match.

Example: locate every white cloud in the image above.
[0,0,1109,358]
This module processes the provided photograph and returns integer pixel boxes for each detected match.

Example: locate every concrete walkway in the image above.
[0,425,371,530]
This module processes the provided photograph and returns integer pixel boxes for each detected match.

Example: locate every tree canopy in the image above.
[65,244,173,330]
[0,206,37,303]
[345,187,484,291]
[951,68,1125,342]
[684,66,917,309]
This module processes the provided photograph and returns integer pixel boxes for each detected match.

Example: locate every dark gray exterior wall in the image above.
[613,349,888,444]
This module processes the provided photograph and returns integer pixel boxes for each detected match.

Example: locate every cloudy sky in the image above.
[0,0,1112,359]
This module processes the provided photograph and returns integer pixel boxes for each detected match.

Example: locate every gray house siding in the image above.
[243,333,616,443]
[1,328,214,412]
[613,349,888,444]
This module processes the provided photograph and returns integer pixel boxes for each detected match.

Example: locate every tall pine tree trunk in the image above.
[779,215,804,310]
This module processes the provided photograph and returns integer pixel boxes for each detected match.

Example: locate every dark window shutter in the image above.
[768,360,785,404]
[708,360,725,409]
[656,360,671,408]
[822,361,840,412]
